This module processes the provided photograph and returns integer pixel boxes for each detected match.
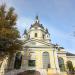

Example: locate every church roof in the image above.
[30,23,44,29]
[66,52,75,56]
[30,16,44,29]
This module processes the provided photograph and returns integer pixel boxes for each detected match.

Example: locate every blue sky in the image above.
[0,0,75,53]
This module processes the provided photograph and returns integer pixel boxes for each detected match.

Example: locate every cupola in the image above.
[24,16,51,42]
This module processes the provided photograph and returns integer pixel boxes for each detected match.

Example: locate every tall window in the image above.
[35,33,37,37]
[58,57,65,71]
[43,52,50,69]
[14,52,22,69]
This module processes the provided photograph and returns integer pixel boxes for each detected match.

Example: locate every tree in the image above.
[67,61,74,74]
[0,4,22,58]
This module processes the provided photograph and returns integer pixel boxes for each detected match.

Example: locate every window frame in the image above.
[28,60,35,67]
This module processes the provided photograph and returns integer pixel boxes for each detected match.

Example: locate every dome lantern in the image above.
[35,15,39,23]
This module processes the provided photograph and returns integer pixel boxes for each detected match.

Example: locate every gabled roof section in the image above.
[66,52,75,56]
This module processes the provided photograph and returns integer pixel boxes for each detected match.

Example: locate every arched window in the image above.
[42,52,50,69]
[67,61,74,71]
[58,57,65,71]
[43,34,44,39]
[35,33,37,37]
[14,52,22,69]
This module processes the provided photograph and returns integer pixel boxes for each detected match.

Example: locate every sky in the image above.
[0,0,75,53]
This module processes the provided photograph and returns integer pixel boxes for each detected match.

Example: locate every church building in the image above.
[5,16,75,75]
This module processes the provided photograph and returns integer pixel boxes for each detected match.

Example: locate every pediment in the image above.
[23,39,51,47]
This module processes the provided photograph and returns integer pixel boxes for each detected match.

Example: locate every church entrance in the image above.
[17,70,41,75]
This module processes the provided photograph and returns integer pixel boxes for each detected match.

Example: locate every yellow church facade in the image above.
[3,16,75,75]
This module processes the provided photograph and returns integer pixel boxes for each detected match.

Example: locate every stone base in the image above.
[60,72,67,75]
[6,68,67,75]
[47,69,60,75]
[5,69,47,75]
